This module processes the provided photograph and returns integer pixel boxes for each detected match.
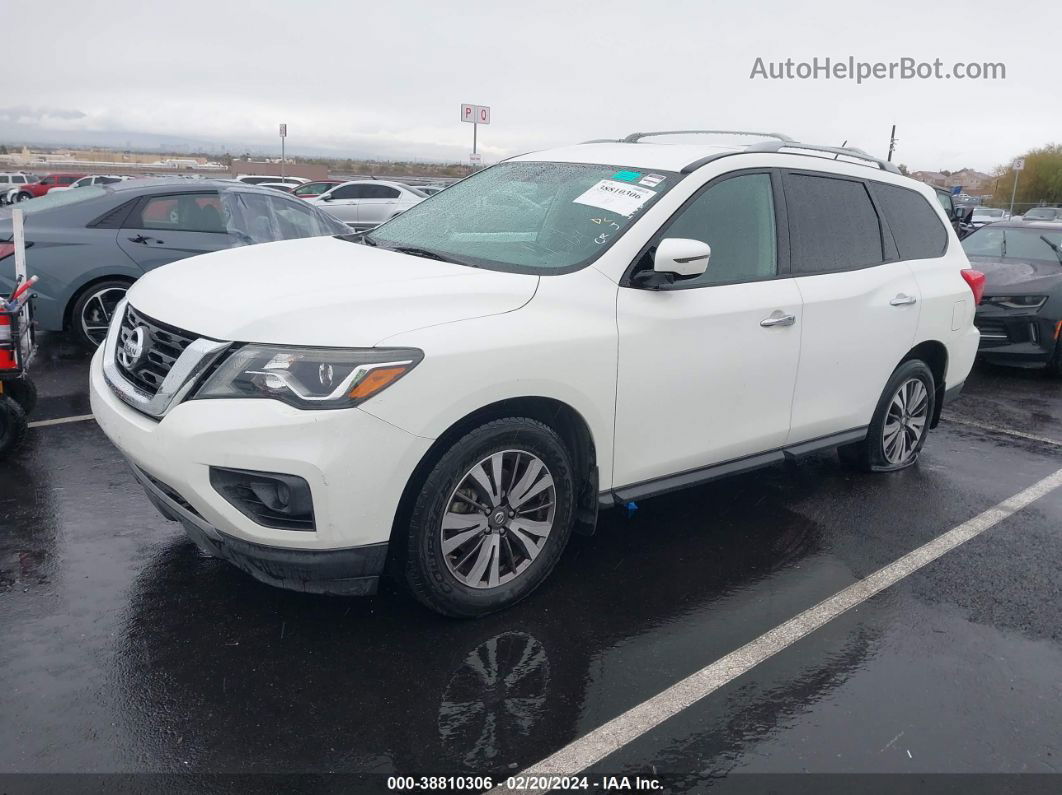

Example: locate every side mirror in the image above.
[654,238,711,277]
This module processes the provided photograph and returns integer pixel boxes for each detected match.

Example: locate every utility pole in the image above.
[887,124,897,162]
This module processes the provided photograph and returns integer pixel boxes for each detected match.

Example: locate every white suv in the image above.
[90,131,983,617]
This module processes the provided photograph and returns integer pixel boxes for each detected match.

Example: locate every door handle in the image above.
[760,311,797,328]
[890,293,917,306]
[127,235,164,245]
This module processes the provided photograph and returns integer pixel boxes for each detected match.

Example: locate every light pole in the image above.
[1009,157,1024,216]
[279,123,287,181]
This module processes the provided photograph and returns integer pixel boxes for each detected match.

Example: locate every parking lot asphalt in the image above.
[1,333,1060,788]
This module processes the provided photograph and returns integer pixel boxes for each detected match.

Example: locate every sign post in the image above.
[460,104,491,168]
[279,123,288,181]
[1009,157,1024,216]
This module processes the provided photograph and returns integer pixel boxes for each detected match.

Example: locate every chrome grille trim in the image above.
[102,298,230,419]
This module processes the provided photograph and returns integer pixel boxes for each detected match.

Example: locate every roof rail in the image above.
[681,140,901,175]
[622,130,795,144]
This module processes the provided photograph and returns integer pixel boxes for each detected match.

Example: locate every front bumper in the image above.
[90,344,433,566]
[133,463,388,595]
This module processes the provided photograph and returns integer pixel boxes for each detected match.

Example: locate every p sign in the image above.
[461,104,491,125]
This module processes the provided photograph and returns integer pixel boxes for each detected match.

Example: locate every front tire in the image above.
[840,360,935,472]
[405,417,575,618]
[0,395,28,456]
[70,280,130,348]
[4,378,37,415]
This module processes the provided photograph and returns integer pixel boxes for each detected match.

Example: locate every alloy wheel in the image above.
[80,286,127,346]
[882,377,929,466]
[440,450,556,590]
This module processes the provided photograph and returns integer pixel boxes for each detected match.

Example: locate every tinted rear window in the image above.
[872,183,948,260]
[785,173,884,274]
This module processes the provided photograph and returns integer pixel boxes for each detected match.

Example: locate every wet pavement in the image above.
[1,333,1061,790]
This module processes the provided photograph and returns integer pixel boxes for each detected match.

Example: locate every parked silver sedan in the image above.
[309,180,425,230]
[0,179,350,346]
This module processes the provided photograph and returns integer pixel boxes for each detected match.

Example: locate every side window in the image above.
[331,184,367,200]
[0,177,8,185]
[132,193,227,232]
[59,176,77,185]
[293,183,322,196]
[785,173,883,274]
[40,176,55,186]
[363,185,400,199]
[872,183,948,260]
[268,196,330,239]
[659,173,777,286]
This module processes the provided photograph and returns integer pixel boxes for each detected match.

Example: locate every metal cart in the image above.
[0,285,37,456]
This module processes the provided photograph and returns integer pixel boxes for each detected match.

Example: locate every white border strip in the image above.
[944,416,1061,447]
[494,467,1062,792]
[27,414,95,429]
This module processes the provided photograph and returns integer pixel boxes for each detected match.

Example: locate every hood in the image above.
[968,255,1062,294]
[126,236,539,346]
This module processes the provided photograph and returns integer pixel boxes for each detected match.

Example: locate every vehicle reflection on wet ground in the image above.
[1,333,1060,780]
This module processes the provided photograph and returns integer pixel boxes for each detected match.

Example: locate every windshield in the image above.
[3,185,107,215]
[367,161,679,272]
[1023,208,1059,220]
[973,208,1003,218]
[962,226,1062,264]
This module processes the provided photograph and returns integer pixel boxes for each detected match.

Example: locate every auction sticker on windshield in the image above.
[573,179,656,217]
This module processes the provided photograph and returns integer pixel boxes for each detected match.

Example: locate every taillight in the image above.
[961,269,986,305]
[0,243,14,261]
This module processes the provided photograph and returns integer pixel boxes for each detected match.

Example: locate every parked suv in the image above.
[16,173,88,200]
[90,132,982,616]
[0,173,34,205]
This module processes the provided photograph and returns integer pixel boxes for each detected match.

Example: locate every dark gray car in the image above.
[0,179,350,346]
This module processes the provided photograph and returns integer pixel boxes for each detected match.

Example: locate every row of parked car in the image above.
[2,170,450,232]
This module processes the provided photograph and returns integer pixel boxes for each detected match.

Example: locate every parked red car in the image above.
[290,179,344,200]
[18,173,88,200]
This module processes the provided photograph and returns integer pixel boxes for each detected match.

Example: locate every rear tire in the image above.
[404,417,575,618]
[839,360,936,472]
[1045,338,1062,378]
[0,395,28,456]
[70,280,130,349]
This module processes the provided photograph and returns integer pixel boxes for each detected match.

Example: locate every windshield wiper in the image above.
[1040,235,1062,265]
[390,246,476,266]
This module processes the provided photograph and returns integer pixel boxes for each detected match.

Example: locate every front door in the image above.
[613,171,803,489]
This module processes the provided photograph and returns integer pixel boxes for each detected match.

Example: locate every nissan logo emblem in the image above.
[118,326,149,370]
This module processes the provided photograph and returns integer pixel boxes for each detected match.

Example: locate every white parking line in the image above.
[27,414,95,429]
[943,416,1062,447]
[493,467,1062,792]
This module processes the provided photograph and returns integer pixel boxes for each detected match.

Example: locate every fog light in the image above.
[209,467,315,531]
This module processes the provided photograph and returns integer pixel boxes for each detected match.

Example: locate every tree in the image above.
[991,144,1062,208]
[897,163,909,176]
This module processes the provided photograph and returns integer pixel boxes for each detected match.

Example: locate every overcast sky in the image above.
[4,0,1059,172]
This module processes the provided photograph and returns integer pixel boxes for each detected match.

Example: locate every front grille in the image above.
[116,304,198,395]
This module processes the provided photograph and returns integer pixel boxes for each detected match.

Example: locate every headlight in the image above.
[984,295,1047,310]
[194,345,423,409]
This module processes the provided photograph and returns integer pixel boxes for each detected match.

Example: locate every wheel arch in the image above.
[900,340,948,428]
[389,396,600,563]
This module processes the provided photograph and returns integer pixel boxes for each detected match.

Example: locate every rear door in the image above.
[356,184,402,227]
[783,170,921,442]
[117,191,234,271]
